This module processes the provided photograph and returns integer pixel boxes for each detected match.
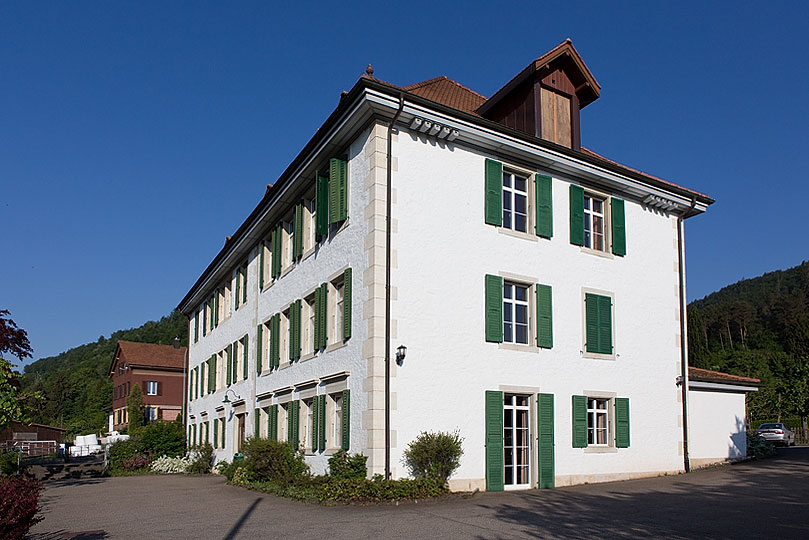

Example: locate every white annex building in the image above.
[178,40,755,490]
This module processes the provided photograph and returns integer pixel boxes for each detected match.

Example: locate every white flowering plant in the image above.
[150,455,192,474]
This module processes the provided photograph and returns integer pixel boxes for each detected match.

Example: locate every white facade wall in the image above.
[688,389,747,464]
[183,102,709,488]
[187,125,378,475]
[389,131,685,487]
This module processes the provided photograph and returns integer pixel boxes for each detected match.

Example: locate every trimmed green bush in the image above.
[108,438,141,470]
[328,450,367,480]
[138,421,186,458]
[242,438,309,485]
[402,431,463,485]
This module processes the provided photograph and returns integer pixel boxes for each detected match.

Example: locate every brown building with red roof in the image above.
[109,341,186,430]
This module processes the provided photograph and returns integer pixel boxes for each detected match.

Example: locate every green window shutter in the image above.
[232,341,239,382]
[202,305,207,337]
[192,424,196,447]
[213,416,219,449]
[536,284,553,349]
[316,173,329,240]
[188,369,193,402]
[572,395,588,448]
[242,335,249,380]
[196,367,201,399]
[194,313,199,343]
[242,265,248,304]
[314,286,322,351]
[311,399,318,452]
[254,408,260,438]
[272,314,280,369]
[292,400,300,448]
[294,203,303,259]
[259,241,265,288]
[256,325,263,373]
[569,184,584,246]
[343,268,352,340]
[288,308,295,361]
[341,389,350,451]
[318,394,326,451]
[329,157,348,223]
[484,158,503,226]
[611,197,626,256]
[321,283,328,346]
[598,295,613,354]
[214,292,219,327]
[535,174,553,238]
[485,390,504,492]
[615,398,630,448]
[485,274,504,343]
[226,344,232,386]
[269,405,278,441]
[537,393,555,489]
[234,270,241,310]
[210,356,216,393]
[295,301,302,359]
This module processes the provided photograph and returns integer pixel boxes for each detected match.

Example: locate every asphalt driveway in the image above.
[29,448,809,540]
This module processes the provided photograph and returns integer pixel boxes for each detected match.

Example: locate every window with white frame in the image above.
[583,194,606,251]
[278,403,289,442]
[333,281,344,345]
[146,407,158,423]
[502,170,529,233]
[284,220,295,268]
[331,394,343,449]
[146,381,158,396]
[281,309,290,362]
[305,295,316,355]
[303,197,316,253]
[587,398,609,445]
[303,399,314,451]
[503,282,529,344]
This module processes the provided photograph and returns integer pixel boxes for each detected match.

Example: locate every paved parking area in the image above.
[29,448,809,539]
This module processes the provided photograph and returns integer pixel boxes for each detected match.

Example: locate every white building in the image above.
[178,40,750,490]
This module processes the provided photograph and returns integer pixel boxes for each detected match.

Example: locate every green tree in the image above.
[126,383,146,434]
[0,310,33,430]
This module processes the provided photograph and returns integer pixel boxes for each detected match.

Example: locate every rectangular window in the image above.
[146,381,158,396]
[502,171,529,233]
[305,295,316,355]
[503,282,529,345]
[146,407,158,423]
[503,394,531,488]
[281,309,290,363]
[278,403,288,442]
[304,198,316,252]
[285,220,295,269]
[303,399,314,451]
[583,194,605,251]
[587,398,609,446]
[332,282,344,345]
[331,394,343,449]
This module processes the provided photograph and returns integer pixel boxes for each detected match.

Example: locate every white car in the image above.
[756,423,795,446]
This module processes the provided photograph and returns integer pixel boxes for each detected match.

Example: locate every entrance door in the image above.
[503,394,531,489]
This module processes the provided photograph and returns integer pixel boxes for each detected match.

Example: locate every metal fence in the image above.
[0,440,58,456]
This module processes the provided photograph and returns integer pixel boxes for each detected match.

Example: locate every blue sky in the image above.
[2,1,808,364]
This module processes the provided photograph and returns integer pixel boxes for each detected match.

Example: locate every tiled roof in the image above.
[689,367,761,386]
[581,148,712,200]
[402,76,487,113]
[116,341,186,371]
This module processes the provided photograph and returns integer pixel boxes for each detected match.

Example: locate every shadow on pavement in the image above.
[222,497,263,540]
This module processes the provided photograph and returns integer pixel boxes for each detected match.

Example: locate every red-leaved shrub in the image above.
[121,453,152,471]
[0,473,43,540]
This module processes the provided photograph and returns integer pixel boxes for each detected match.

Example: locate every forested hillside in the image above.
[688,261,809,427]
[20,311,188,435]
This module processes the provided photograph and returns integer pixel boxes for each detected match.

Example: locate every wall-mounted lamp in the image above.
[223,389,241,404]
[395,344,407,366]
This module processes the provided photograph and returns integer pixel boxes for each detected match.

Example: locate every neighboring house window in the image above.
[146,381,158,396]
[583,194,606,251]
[503,282,529,345]
[587,398,609,445]
[146,407,158,423]
[502,170,529,233]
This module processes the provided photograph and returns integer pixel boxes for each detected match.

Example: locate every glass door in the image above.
[503,394,531,489]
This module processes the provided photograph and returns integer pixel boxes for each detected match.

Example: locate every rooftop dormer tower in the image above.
[477,39,600,151]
